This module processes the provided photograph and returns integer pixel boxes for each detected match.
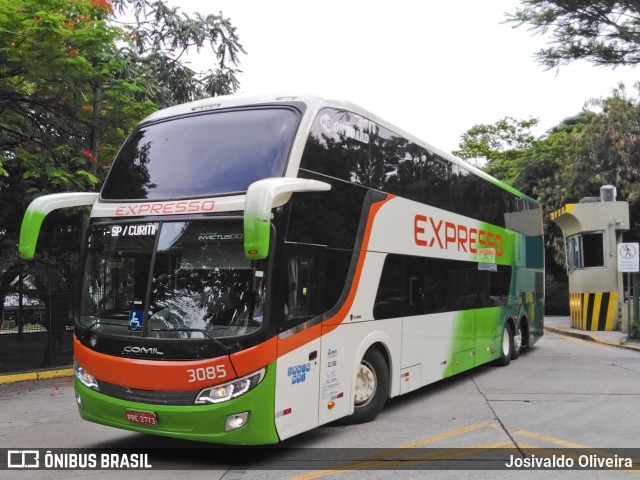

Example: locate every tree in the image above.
[570,84,640,235]
[508,1,640,68]
[577,85,640,197]
[453,111,597,204]
[112,0,245,107]
[1,0,129,282]
[0,0,244,303]
[452,117,539,184]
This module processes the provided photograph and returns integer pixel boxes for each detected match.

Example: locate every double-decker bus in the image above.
[19,94,544,444]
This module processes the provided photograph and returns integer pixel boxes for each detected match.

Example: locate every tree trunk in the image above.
[89,80,103,174]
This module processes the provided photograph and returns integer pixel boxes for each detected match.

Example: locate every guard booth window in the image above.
[566,232,604,270]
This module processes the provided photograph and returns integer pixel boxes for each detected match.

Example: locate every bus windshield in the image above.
[79,221,267,340]
[100,107,300,200]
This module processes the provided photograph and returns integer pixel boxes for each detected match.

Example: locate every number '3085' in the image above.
[187,365,227,383]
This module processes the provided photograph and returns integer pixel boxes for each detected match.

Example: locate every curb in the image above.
[544,325,640,352]
[0,367,73,385]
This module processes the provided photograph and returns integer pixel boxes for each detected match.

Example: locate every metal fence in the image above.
[0,287,76,374]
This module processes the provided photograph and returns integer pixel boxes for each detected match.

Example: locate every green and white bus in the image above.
[19,94,544,444]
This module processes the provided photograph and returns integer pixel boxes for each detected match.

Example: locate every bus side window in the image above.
[373,255,409,319]
[282,243,351,327]
[374,254,512,319]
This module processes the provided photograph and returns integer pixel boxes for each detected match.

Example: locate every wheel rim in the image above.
[354,360,377,407]
[502,328,511,356]
[514,328,523,352]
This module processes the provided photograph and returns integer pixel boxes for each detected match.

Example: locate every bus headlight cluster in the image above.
[74,359,99,391]
[195,368,266,405]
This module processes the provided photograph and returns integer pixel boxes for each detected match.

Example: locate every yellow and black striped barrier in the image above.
[549,203,575,222]
[569,292,618,331]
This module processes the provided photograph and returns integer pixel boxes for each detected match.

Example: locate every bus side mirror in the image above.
[18,192,99,260]
[244,178,331,260]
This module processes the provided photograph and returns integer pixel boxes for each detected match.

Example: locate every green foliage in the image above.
[452,117,539,185]
[576,85,640,200]
[508,1,640,68]
[112,0,245,106]
[631,318,640,339]
[0,0,243,284]
[0,0,128,264]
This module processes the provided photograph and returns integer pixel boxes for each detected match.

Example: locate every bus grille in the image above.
[97,381,199,406]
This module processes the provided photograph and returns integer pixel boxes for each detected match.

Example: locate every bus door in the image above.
[274,245,323,440]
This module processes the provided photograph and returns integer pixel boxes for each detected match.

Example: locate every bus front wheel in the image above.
[495,323,514,367]
[341,348,389,425]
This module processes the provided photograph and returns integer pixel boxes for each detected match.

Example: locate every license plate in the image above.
[125,409,158,426]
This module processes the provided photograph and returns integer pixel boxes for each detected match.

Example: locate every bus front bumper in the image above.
[74,365,279,445]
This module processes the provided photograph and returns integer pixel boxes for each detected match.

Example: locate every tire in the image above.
[512,323,523,360]
[495,323,514,367]
[341,348,389,425]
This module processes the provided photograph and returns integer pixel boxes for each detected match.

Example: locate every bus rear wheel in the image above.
[341,348,389,425]
[495,323,514,367]
[512,323,523,360]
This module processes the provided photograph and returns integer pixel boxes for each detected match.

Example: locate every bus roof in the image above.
[141,93,537,204]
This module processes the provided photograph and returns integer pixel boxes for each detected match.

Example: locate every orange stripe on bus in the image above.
[74,337,237,391]
[230,336,278,377]
[276,195,395,357]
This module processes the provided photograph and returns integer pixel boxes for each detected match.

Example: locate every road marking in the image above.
[289,441,513,480]
[509,427,589,449]
[390,422,498,448]
[287,423,640,479]
[289,423,506,479]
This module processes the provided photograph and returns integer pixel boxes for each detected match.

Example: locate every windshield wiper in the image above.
[76,318,129,343]
[78,318,128,338]
[150,327,232,353]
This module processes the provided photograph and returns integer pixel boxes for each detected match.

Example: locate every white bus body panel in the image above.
[401,313,456,388]
[367,196,514,265]
[274,337,322,441]
[317,320,402,426]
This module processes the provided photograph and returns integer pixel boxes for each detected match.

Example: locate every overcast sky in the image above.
[168,0,639,154]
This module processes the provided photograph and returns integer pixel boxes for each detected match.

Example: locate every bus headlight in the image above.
[74,359,99,391]
[195,368,266,405]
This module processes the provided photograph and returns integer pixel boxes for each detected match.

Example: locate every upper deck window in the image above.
[101,107,300,201]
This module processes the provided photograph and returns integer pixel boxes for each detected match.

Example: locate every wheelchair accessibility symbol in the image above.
[129,310,144,331]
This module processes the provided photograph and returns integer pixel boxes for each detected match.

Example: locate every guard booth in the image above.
[550,186,629,332]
